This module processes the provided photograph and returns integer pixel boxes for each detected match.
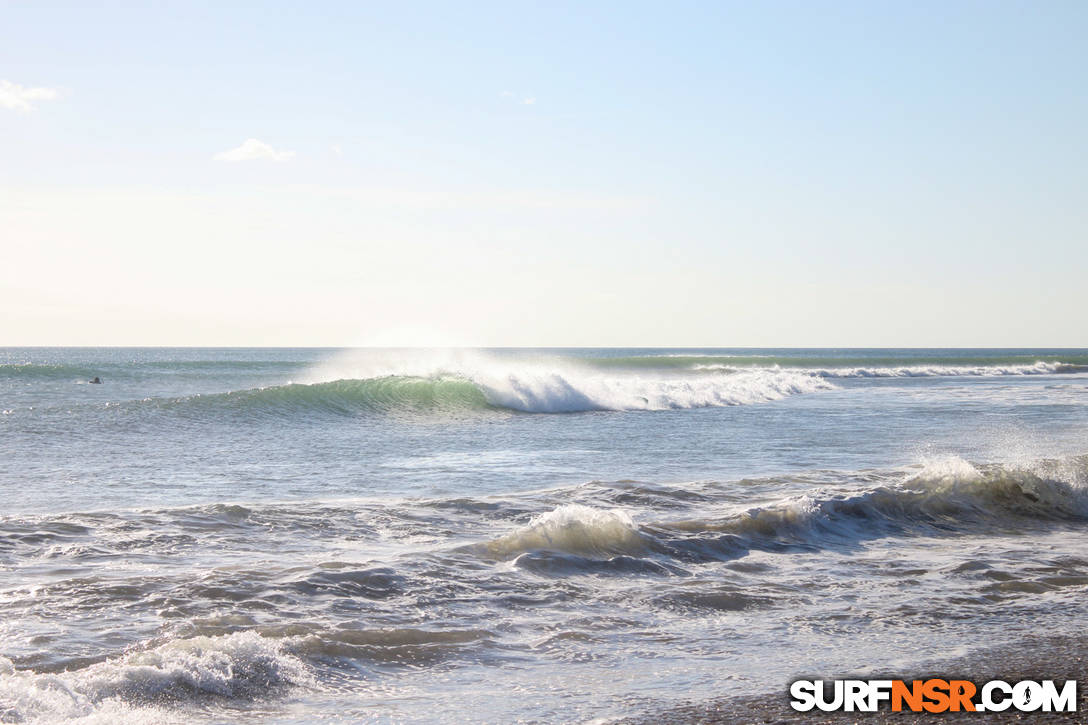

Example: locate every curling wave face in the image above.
[285,349,845,413]
[42,366,839,418]
[260,367,832,414]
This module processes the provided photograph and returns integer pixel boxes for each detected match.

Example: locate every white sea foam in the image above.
[486,504,646,558]
[814,361,1065,377]
[478,368,834,412]
[914,456,983,482]
[0,632,313,723]
[694,361,1065,377]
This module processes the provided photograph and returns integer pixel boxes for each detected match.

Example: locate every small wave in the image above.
[477,457,1088,573]
[511,550,684,576]
[665,457,1088,550]
[0,631,312,723]
[484,504,648,558]
[287,627,493,665]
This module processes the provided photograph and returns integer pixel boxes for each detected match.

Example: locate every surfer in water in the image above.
[89,377,101,384]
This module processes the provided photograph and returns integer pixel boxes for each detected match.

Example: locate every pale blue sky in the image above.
[2,1,1086,346]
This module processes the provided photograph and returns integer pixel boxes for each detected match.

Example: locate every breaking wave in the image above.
[477,457,1088,570]
[2,454,1087,721]
[134,368,837,417]
[782,362,1076,378]
[654,457,1088,555]
[0,631,312,723]
[484,505,649,558]
[585,354,1088,376]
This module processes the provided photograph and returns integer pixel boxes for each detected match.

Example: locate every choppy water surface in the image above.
[1,348,1087,722]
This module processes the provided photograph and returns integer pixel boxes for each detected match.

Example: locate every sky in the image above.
[2,0,1086,347]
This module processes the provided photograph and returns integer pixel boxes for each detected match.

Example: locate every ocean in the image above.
[2,347,1087,723]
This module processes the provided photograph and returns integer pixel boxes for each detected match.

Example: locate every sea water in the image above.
[1,347,1087,722]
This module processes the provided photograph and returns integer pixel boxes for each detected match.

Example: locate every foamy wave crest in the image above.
[809,361,1067,378]
[693,361,1073,377]
[484,505,648,558]
[914,455,983,480]
[0,632,313,723]
[475,368,833,412]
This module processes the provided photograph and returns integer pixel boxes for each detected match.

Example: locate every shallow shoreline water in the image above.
[634,634,1088,724]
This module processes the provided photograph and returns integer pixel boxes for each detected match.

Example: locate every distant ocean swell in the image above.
[0,359,300,380]
[585,354,1088,374]
[5,369,837,417]
[4,357,1083,415]
[3,355,1084,419]
[2,355,1085,382]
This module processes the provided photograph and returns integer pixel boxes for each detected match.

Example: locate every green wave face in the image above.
[212,376,495,416]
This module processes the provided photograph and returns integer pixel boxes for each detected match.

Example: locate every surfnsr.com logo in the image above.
[790,678,1077,713]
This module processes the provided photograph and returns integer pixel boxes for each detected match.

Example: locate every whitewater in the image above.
[2,347,1088,722]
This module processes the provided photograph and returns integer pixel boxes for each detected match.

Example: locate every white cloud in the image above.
[500,90,536,105]
[213,138,295,162]
[0,80,60,112]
